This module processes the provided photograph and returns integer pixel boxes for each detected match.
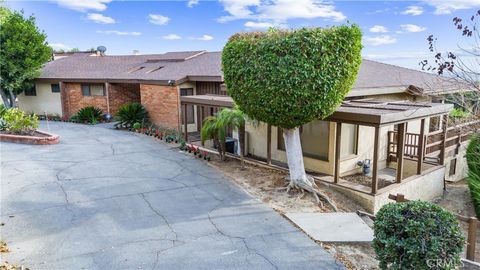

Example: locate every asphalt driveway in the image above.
[0,122,343,269]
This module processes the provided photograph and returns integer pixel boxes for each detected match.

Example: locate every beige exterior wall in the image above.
[18,82,62,116]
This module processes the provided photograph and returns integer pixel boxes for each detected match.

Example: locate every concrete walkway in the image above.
[0,122,343,270]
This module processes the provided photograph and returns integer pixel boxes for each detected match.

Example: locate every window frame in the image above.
[81,84,105,96]
[24,85,37,96]
[51,84,60,93]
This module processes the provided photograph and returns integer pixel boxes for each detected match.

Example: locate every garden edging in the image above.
[0,130,60,145]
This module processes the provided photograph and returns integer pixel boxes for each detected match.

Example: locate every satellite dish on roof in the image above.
[97,46,107,55]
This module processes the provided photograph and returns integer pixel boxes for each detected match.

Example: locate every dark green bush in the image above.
[467,134,480,218]
[115,102,147,128]
[373,201,464,270]
[72,106,103,124]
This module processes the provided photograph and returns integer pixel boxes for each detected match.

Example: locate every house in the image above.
[19,49,476,212]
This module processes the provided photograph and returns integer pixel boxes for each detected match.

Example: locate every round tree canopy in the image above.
[222,26,363,129]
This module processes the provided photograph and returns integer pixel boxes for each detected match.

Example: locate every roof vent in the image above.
[146,66,164,73]
[128,66,145,73]
[96,46,107,56]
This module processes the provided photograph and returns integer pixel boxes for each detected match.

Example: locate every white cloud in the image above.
[400,24,426,33]
[96,30,141,36]
[162,34,182,40]
[364,35,397,46]
[423,0,480,14]
[187,0,199,8]
[363,51,430,61]
[218,0,345,24]
[86,13,115,24]
[50,43,71,51]
[369,25,388,33]
[402,6,424,16]
[149,14,170,25]
[191,35,214,41]
[54,0,111,12]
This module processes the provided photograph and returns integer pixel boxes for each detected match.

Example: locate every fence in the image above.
[387,120,479,165]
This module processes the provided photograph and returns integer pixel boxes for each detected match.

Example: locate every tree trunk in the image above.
[8,89,16,108]
[283,128,311,187]
[282,127,338,211]
[0,90,10,108]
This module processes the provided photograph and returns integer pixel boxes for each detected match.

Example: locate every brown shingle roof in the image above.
[38,51,465,93]
[39,51,221,84]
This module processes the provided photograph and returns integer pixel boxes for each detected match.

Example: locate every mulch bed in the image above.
[342,173,393,189]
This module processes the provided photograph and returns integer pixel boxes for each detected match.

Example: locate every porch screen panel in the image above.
[340,124,358,157]
[180,88,194,124]
[278,120,330,161]
[301,120,330,161]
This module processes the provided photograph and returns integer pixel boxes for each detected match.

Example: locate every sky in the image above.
[5,0,480,70]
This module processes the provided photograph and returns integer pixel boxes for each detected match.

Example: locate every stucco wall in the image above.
[330,166,446,213]
[245,121,396,176]
[17,82,62,116]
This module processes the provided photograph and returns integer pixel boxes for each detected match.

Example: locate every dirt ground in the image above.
[208,156,479,269]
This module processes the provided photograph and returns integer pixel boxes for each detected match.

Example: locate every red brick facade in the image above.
[108,83,141,115]
[140,84,181,129]
[61,82,140,117]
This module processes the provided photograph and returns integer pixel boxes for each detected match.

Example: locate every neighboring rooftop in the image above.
[39,50,465,93]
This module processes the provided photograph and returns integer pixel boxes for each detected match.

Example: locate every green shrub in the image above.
[0,107,39,134]
[132,122,141,130]
[449,108,470,119]
[115,102,147,128]
[72,106,103,124]
[373,201,464,270]
[467,134,480,218]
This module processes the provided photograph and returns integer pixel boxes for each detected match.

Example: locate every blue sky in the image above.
[5,0,480,70]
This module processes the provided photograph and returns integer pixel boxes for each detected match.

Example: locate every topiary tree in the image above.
[222,26,362,206]
[373,201,464,269]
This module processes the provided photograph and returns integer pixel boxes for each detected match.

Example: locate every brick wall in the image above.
[61,82,140,118]
[62,83,108,117]
[108,83,141,115]
[140,84,180,130]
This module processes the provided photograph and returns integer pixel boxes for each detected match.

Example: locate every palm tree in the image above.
[201,115,227,161]
[216,107,247,168]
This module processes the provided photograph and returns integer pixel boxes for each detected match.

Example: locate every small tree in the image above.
[217,107,247,168]
[222,26,362,207]
[0,7,52,107]
[201,115,227,161]
[421,9,480,118]
[467,134,480,218]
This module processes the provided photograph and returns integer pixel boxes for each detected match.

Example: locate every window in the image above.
[341,124,358,158]
[180,88,194,124]
[24,85,36,96]
[429,116,440,132]
[51,84,60,93]
[278,120,330,161]
[81,84,105,96]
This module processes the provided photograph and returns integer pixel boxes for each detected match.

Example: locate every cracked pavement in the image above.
[0,122,344,269]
